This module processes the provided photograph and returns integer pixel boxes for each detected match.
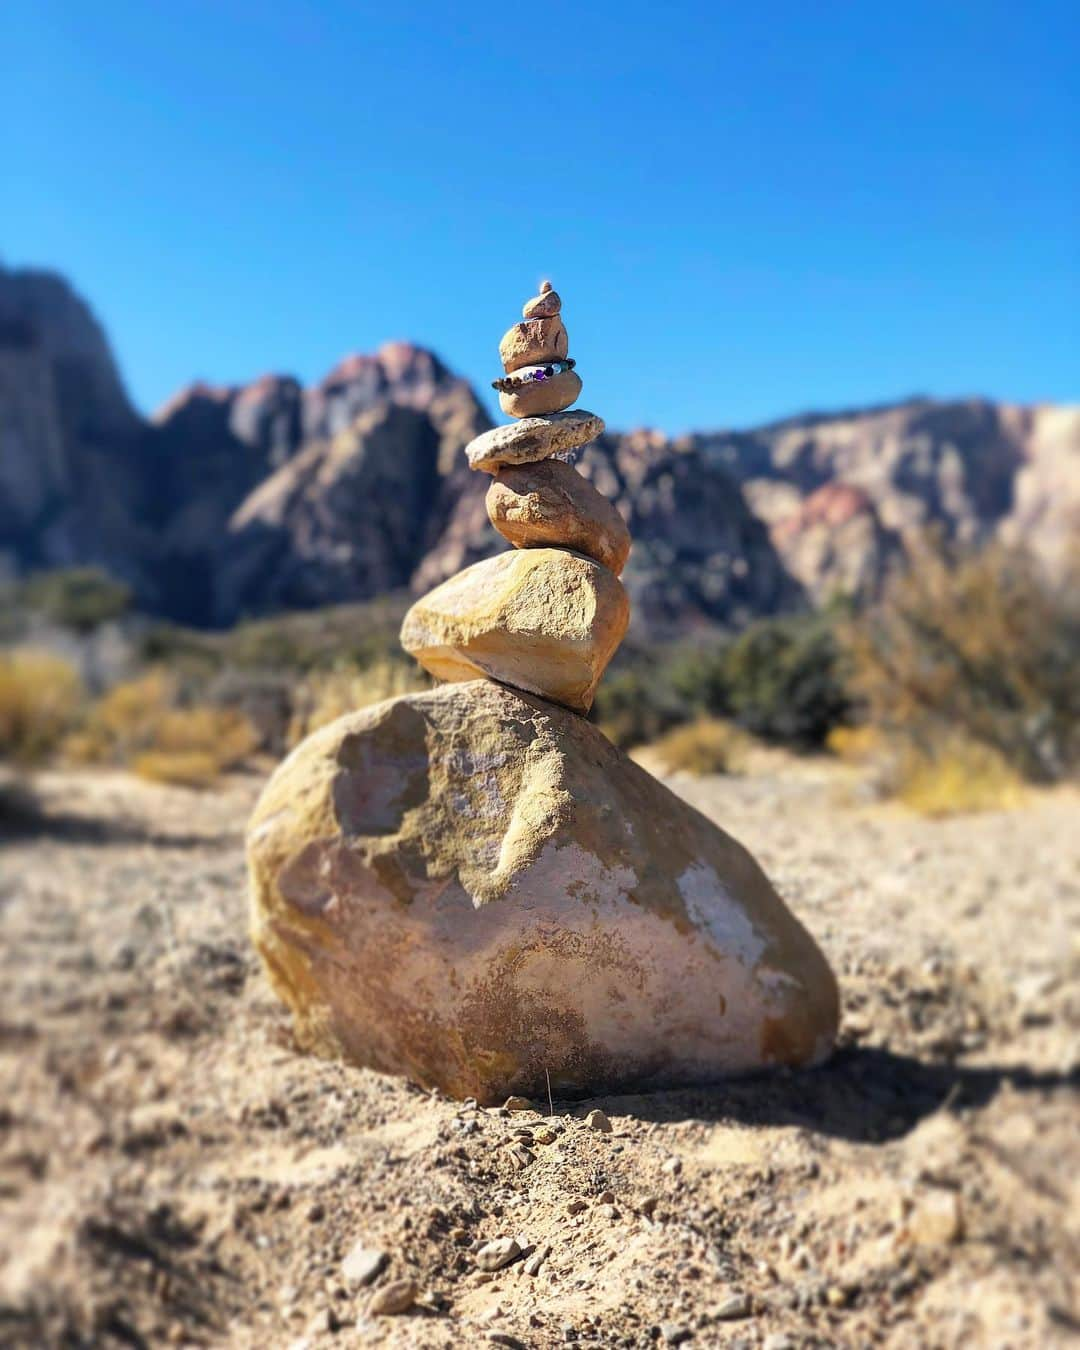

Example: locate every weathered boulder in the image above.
[487,459,631,575]
[247,680,838,1104]
[400,548,629,713]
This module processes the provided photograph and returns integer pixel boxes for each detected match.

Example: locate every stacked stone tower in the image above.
[246,282,839,1106]
[400,281,629,714]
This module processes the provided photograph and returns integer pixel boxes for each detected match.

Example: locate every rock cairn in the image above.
[246,282,839,1106]
[400,282,629,714]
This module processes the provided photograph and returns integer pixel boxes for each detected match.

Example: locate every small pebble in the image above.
[714,1292,752,1320]
[504,1096,534,1112]
[584,1109,612,1133]
[523,1243,551,1276]
[660,1324,693,1345]
[340,1241,387,1288]
[367,1279,417,1316]
[476,1237,522,1271]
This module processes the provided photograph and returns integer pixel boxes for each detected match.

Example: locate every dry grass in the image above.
[892,736,1027,817]
[842,541,1080,784]
[648,717,755,776]
[0,648,84,765]
[65,669,258,787]
[287,660,429,746]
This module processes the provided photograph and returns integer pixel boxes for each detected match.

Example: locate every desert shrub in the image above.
[720,613,853,748]
[287,659,430,745]
[843,542,1080,784]
[825,723,883,764]
[20,567,132,632]
[889,736,1026,817]
[592,655,690,748]
[596,615,853,752]
[0,649,85,764]
[130,750,225,789]
[649,718,755,776]
[66,669,258,786]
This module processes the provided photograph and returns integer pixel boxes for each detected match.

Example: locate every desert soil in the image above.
[0,756,1077,1349]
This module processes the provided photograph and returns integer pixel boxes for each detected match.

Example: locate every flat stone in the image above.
[487,459,631,575]
[499,316,568,373]
[400,548,629,714]
[466,410,604,473]
[247,680,839,1106]
[499,368,582,419]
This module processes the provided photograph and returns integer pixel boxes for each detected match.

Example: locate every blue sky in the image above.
[5,1,1077,432]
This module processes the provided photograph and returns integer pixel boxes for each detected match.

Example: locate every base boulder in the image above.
[247,681,838,1104]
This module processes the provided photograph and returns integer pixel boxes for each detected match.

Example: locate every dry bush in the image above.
[649,718,755,776]
[287,660,429,746]
[66,669,258,787]
[0,648,84,765]
[841,540,1080,806]
[891,736,1026,817]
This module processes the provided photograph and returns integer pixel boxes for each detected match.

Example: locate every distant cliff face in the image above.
[0,264,146,586]
[1,265,1076,630]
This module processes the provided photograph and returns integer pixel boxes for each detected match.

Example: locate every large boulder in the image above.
[247,680,838,1104]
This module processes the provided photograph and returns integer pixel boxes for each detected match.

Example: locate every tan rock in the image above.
[499,368,582,419]
[499,317,568,373]
[487,459,631,575]
[367,1278,417,1316]
[247,680,839,1106]
[523,282,561,319]
[466,410,604,473]
[906,1190,964,1247]
[399,548,628,713]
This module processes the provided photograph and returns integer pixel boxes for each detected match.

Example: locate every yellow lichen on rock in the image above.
[400,548,628,713]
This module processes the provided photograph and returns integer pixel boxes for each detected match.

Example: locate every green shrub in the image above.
[594,614,853,752]
[720,612,853,748]
[20,568,132,632]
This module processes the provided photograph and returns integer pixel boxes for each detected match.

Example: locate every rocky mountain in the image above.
[2,264,1076,633]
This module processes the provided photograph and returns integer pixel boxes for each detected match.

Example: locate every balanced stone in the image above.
[499,367,583,419]
[466,410,604,473]
[487,459,631,576]
[499,316,568,372]
[246,680,840,1105]
[523,281,561,319]
[400,548,628,713]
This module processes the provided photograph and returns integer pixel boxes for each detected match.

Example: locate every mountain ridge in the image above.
[2,264,1076,631]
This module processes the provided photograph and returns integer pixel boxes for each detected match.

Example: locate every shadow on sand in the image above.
[589,1045,1079,1144]
[0,780,237,851]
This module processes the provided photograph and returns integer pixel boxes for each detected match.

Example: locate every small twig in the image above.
[545,1066,555,1119]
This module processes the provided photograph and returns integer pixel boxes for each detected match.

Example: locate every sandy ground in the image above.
[0,757,1077,1349]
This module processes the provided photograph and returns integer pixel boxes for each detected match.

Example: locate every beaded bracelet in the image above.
[492,358,576,393]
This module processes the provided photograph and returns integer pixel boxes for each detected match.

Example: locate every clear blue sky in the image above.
[4,1,1077,432]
